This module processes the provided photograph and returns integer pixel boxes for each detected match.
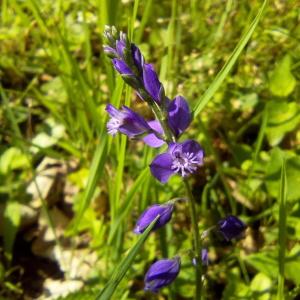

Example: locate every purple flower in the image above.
[192,248,209,266]
[218,215,246,241]
[167,96,191,137]
[150,140,204,183]
[106,104,149,137]
[134,203,174,234]
[143,63,163,103]
[144,257,180,293]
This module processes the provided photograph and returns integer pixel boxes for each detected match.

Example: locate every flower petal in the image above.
[143,133,165,148]
[132,44,143,72]
[116,40,126,57]
[150,153,174,183]
[168,95,191,137]
[103,45,117,58]
[143,63,162,103]
[133,203,174,234]
[144,257,180,293]
[105,103,120,117]
[181,139,204,161]
[119,105,149,137]
[112,58,133,75]
[218,215,246,241]
[143,120,165,148]
[148,120,164,135]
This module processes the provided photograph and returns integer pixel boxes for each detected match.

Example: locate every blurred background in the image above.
[0,0,299,299]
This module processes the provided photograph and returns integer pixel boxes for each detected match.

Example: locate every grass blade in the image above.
[96,216,159,300]
[277,158,287,300]
[192,0,268,117]
[108,167,150,243]
[71,133,108,231]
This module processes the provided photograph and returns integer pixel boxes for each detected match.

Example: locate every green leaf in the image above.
[245,252,278,278]
[96,217,159,300]
[269,55,296,97]
[222,268,250,300]
[265,149,300,202]
[277,159,287,300]
[245,247,300,286]
[192,0,268,117]
[250,273,272,300]
[3,201,21,260]
[0,147,30,174]
[285,245,300,285]
[266,100,300,146]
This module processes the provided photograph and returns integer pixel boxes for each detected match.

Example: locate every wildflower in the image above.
[134,203,174,234]
[218,215,246,241]
[106,104,149,137]
[144,257,181,293]
[150,140,204,183]
[142,63,164,103]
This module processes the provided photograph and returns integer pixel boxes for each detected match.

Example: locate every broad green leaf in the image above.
[222,268,250,300]
[0,147,30,174]
[96,217,159,300]
[192,0,268,117]
[245,247,300,286]
[245,252,278,278]
[250,273,272,300]
[269,55,296,97]
[265,149,300,202]
[285,245,300,285]
[266,100,300,146]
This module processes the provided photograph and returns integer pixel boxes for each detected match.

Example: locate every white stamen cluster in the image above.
[107,117,122,136]
[171,151,201,177]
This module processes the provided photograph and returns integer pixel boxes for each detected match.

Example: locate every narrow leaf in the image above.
[277,159,287,300]
[192,0,268,117]
[71,134,108,232]
[96,216,159,300]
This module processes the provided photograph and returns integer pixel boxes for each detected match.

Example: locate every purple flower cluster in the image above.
[103,27,203,184]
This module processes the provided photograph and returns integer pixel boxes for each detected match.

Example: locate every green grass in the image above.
[0,0,299,299]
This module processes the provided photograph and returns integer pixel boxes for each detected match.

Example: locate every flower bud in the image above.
[144,257,180,293]
[192,248,209,267]
[218,215,246,241]
[134,203,174,234]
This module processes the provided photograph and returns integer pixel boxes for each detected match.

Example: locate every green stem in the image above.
[184,179,202,300]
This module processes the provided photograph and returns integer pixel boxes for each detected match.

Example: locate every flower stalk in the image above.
[184,179,203,300]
